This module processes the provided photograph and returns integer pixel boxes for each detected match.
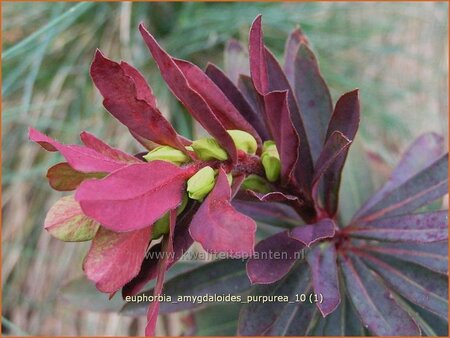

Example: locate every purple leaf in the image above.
[263,90,300,184]
[90,51,189,152]
[339,254,420,336]
[83,226,152,293]
[346,210,448,243]
[353,154,448,223]
[289,218,335,247]
[246,231,304,284]
[205,63,269,141]
[249,15,314,193]
[139,24,237,162]
[145,210,176,336]
[173,59,262,147]
[358,252,448,319]
[357,241,448,275]
[189,169,256,256]
[312,131,351,210]
[244,190,299,203]
[283,27,309,84]
[320,90,360,216]
[46,162,105,191]
[75,162,191,232]
[29,128,135,173]
[238,261,311,335]
[306,242,340,316]
[355,132,446,219]
[237,75,266,124]
[224,39,249,83]
[284,35,333,163]
[122,203,197,298]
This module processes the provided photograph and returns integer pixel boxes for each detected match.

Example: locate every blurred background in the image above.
[2,1,448,336]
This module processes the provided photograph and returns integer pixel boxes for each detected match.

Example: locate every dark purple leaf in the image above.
[355,132,446,219]
[306,241,340,316]
[353,154,448,223]
[244,190,299,203]
[90,51,189,152]
[123,260,250,316]
[323,295,365,336]
[225,38,249,83]
[359,252,448,319]
[246,230,304,284]
[189,168,256,256]
[357,241,448,275]
[289,218,335,247]
[312,131,351,211]
[346,210,448,243]
[205,63,269,141]
[139,24,237,162]
[319,90,360,216]
[238,261,311,335]
[285,39,333,163]
[339,254,420,335]
[237,75,266,123]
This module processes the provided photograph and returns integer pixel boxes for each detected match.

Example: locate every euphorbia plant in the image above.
[31,15,448,336]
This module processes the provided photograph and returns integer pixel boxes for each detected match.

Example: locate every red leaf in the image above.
[173,59,261,147]
[263,91,300,184]
[83,226,152,293]
[139,24,237,162]
[122,203,197,298]
[189,168,256,256]
[29,128,135,173]
[75,162,191,232]
[246,230,304,284]
[145,210,176,336]
[47,163,106,191]
[249,15,314,194]
[289,218,335,247]
[90,50,189,152]
[306,242,340,316]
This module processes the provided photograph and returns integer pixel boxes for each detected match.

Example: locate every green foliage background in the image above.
[2,1,448,335]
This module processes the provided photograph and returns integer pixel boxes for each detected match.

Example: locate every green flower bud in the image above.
[261,141,281,182]
[191,138,228,161]
[187,166,216,201]
[241,174,271,193]
[143,145,190,165]
[151,194,189,240]
[226,172,233,186]
[227,129,257,155]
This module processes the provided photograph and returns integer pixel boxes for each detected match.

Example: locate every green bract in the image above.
[187,166,216,201]
[261,141,281,182]
[143,145,190,165]
[151,194,189,240]
[241,174,271,193]
[227,129,257,155]
[191,138,228,161]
